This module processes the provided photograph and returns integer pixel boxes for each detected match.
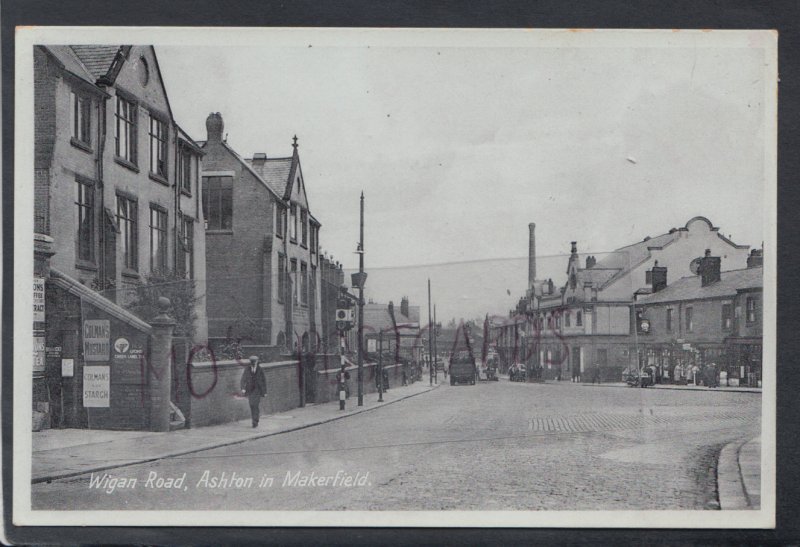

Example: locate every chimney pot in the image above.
[699,253,721,286]
[747,249,763,268]
[651,263,668,292]
[206,112,224,143]
[571,241,577,254]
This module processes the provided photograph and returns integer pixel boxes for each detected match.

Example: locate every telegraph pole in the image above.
[433,303,438,384]
[428,278,433,386]
[378,330,384,402]
[357,192,365,406]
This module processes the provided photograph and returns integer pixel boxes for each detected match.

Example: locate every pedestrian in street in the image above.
[240,355,267,428]
[706,363,719,388]
[593,363,601,384]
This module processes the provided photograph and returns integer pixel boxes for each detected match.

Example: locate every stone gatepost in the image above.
[149,297,175,432]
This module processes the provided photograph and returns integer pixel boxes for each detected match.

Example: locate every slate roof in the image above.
[68,45,121,80]
[637,266,763,305]
[576,267,618,287]
[215,143,283,201]
[41,46,98,84]
[593,231,680,271]
[245,157,293,198]
[363,304,421,332]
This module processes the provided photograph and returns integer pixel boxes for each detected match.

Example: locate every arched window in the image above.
[576,311,583,326]
[302,332,310,353]
[276,331,286,349]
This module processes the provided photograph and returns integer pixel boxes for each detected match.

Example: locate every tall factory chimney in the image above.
[528,223,536,289]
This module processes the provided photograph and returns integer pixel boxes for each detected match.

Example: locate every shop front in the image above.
[725,338,762,387]
[38,269,164,431]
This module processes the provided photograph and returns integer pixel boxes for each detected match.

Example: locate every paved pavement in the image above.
[32,380,438,483]
[717,436,761,510]
[31,380,761,511]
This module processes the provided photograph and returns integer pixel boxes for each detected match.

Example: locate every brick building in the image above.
[33,45,207,429]
[634,250,763,387]
[495,216,753,382]
[362,297,423,363]
[319,253,346,354]
[200,113,322,353]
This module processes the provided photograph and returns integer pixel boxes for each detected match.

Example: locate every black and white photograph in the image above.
[12,26,776,528]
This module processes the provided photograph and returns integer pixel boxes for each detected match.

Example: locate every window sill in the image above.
[75,260,98,272]
[206,229,234,235]
[70,138,93,154]
[180,188,192,197]
[121,268,140,280]
[115,157,140,173]
[149,173,169,186]
[300,244,308,250]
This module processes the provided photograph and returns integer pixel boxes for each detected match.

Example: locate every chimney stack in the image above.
[747,248,763,268]
[586,255,596,269]
[571,241,577,256]
[699,249,721,286]
[650,260,668,292]
[401,296,409,317]
[252,152,267,168]
[528,223,536,289]
[206,112,224,143]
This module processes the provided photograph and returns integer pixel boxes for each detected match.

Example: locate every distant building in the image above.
[362,297,423,363]
[496,217,754,382]
[635,251,763,387]
[319,253,346,354]
[200,113,322,353]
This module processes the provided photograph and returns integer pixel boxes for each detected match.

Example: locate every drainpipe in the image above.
[96,94,108,292]
[173,122,179,275]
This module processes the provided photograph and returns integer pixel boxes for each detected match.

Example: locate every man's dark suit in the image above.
[241,364,267,426]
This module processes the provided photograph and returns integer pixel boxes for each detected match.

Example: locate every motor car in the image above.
[509,363,527,382]
[624,368,652,388]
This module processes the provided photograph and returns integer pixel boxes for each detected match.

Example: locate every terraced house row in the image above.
[493,217,763,387]
[32,45,343,432]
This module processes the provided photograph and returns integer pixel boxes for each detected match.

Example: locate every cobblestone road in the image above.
[32,381,760,511]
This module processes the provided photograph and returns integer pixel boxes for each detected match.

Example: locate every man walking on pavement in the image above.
[241,355,267,428]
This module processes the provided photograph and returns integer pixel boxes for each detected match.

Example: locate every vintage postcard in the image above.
[13,27,776,528]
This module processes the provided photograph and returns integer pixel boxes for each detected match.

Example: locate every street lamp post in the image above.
[351,191,367,407]
[428,278,433,387]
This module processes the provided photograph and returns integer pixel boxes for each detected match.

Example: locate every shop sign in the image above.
[83,320,110,362]
[33,277,45,322]
[33,331,46,374]
[46,345,62,359]
[61,358,74,377]
[83,366,110,407]
[113,335,146,364]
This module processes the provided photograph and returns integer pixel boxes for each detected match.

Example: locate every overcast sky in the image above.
[157,33,771,322]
